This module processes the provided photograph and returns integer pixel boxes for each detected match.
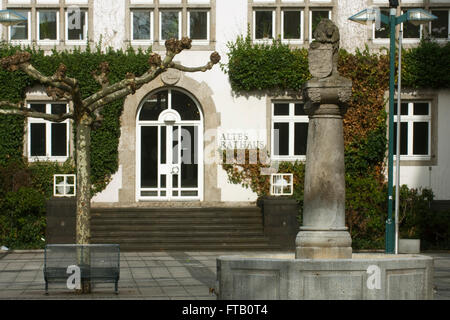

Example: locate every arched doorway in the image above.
[136,88,203,201]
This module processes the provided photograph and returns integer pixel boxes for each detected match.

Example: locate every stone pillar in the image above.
[295,19,353,259]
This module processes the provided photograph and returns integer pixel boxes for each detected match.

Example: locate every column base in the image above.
[295,230,352,259]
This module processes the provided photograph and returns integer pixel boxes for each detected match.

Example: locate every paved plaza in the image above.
[0,250,449,300]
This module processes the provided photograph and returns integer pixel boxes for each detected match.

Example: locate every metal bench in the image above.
[44,244,120,294]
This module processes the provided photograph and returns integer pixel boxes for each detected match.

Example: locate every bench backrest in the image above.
[44,244,120,270]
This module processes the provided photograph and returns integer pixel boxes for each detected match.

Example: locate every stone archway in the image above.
[118,71,221,205]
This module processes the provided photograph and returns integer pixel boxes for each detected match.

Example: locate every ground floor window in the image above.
[393,101,431,160]
[271,102,308,160]
[27,103,69,161]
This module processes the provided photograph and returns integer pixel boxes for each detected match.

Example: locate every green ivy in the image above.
[0,44,153,194]
[403,41,450,89]
[222,33,311,92]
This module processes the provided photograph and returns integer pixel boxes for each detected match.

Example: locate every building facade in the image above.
[1,0,450,208]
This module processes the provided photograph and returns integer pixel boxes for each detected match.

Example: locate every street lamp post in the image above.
[349,2,437,254]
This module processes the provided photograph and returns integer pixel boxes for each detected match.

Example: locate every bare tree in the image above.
[0,38,220,293]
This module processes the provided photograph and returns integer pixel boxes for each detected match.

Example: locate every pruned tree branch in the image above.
[85,38,221,113]
[0,100,73,122]
[0,51,83,112]
[92,61,111,89]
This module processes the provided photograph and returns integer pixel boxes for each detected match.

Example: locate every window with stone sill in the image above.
[38,10,59,42]
[393,101,432,161]
[188,10,209,43]
[9,9,30,42]
[431,9,450,40]
[160,10,182,42]
[271,102,309,160]
[310,9,331,41]
[66,9,88,43]
[131,10,153,42]
[254,9,275,40]
[27,103,70,162]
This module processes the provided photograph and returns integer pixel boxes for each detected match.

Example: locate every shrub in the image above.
[0,187,46,249]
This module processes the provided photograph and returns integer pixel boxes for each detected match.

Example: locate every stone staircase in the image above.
[90,206,281,251]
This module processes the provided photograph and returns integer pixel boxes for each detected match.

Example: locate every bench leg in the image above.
[45,281,48,295]
[115,281,118,295]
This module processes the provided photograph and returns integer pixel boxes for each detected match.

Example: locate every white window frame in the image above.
[401,9,423,43]
[53,174,76,197]
[65,9,88,45]
[27,103,70,162]
[430,9,450,41]
[309,9,331,42]
[187,9,210,45]
[37,9,60,45]
[159,10,182,44]
[393,101,431,161]
[8,10,31,45]
[253,9,276,42]
[271,101,308,161]
[131,9,153,45]
[372,8,391,44]
[281,9,304,44]
[271,173,294,196]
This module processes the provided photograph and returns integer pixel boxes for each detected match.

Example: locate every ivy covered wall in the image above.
[0,44,153,248]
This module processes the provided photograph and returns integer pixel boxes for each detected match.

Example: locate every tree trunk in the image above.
[75,115,92,293]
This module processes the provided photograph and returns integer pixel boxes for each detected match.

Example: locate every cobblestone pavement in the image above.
[0,250,448,300]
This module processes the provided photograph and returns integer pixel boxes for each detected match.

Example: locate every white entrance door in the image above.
[137,89,203,201]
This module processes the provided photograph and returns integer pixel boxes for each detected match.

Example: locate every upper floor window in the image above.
[431,9,450,40]
[254,9,275,40]
[27,103,70,162]
[310,9,331,41]
[250,1,331,44]
[131,10,153,42]
[393,101,431,160]
[38,10,59,42]
[160,10,181,42]
[188,10,209,43]
[271,102,308,160]
[9,10,30,42]
[129,0,214,48]
[5,3,91,46]
[66,9,88,43]
[282,9,303,42]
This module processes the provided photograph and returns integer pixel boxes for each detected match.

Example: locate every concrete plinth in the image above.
[217,253,434,300]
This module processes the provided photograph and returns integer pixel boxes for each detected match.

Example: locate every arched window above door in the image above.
[138,89,201,121]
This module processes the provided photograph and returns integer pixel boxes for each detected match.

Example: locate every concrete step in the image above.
[91,218,262,226]
[91,224,262,232]
[94,242,282,252]
[91,230,266,238]
[89,206,275,251]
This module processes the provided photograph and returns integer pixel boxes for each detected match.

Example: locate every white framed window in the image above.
[271,173,293,196]
[271,102,308,160]
[430,9,450,40]
[281,9,303,43]
[37,9,59,44]
[253,9,275,40]
[401,9,423,42]
[8,9,31,44]
[27,103,70,162]
[393,101,431,161]
[65,9,88,44]
[53,174,76,197]
[188,10,209,44]
[159,10,182,43]
[309,9,331,41]
[131,9,153,44]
